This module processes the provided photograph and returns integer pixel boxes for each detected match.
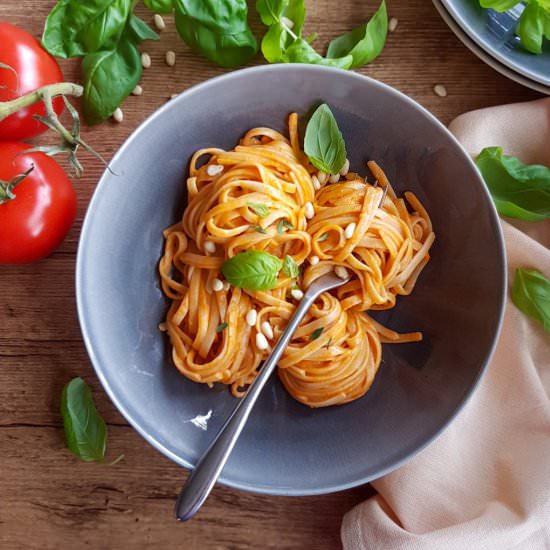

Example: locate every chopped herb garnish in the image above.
[251,225,267,234]
[310,327,324,340]
[282,255,300,278]
[317,232,329,242]
[277,218,294,234]
[283,219,294,229]
[326,337,333,348]
[216,322,229,333]
[247,202,270,217]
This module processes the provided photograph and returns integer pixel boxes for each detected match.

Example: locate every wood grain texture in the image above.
[0,0,539,548]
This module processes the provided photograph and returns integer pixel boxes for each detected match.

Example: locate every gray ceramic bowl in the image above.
[77,65,506,496]
[440,0,550,88]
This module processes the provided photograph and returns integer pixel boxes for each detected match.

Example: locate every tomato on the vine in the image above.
[0,22,64,141]
[0,142,76,264]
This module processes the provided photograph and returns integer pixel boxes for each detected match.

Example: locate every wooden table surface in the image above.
[0,1,538,548]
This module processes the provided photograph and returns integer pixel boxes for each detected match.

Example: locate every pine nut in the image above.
[112,107,123,122]
[132,85,143,96]
[211,278,223,292]
[389,17,398,32]
[344,222,356,239]
[154,14,166,30]
[246,309,257,326]
[312,175,321,191]
[335,266,349,280]
[207,164,224,176]
[309,255,320,266]
[256,332,269,351]
[434,84,447,97]
[204,240,216,253]
[317,171,329,185]
[165,50,176,66]
[291,289,304,300]
[261,321,274,339]
[141,52,151,68]
[339,159,350,176]
[222,281,230,291]
[304,202,314,220]
[329,173,341,184]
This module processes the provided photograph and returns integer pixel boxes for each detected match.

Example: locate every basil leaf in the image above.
[512,268,550,333]
[304,104,347,175]
[216,322,229,333]
[310,327,323,340]
[247,202,270,217]
[256,0,305,34]
[61,377,107,462]
[479,0,520,10]
[127,14,160,42]
[282,255,300,278]
[327,0,387,68]
[143,0,174,13]
[221,250,282,291]
[82,37,142,125]
[475,147,550,221]
[284,38,353,68]
[260,22,288,63]
[174,0,258,67]
[257,0,306,62]
[517,1,549,54]
[251,225,267,234]
[42,0,132,58]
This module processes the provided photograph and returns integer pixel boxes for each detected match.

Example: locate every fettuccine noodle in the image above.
[159,113,435,407]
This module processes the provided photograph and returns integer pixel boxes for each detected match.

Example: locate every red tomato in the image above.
[0,142,76,264]
[0,23,64,141]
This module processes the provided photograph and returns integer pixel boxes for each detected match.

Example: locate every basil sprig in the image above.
[256,0,387,69]
[479,1,550,54]
[475,147,550,221]
[174,0,258,68]
[42,0,159,124]
[61,377,108,462]
[304,104,347,175]
[512,268,550,333]
[222,250,283,291]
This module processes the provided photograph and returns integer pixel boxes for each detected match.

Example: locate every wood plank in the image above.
[0,0,541,547]
[1,426,374,549]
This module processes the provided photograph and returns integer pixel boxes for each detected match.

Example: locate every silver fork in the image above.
[175,271,351,521]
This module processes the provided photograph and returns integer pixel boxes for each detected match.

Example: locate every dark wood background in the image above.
[0,1,537,548]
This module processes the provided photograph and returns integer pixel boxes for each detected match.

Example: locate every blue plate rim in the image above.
[433,0,550,95]
[76,64,507,496]
[440,0,550,87]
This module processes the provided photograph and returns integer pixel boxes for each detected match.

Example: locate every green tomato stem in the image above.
[0,82,83,123]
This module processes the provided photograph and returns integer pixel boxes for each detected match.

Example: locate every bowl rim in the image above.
[76,64,507,496]
[439,0,550,88]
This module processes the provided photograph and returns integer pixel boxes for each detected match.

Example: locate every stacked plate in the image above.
[433,0,550,94]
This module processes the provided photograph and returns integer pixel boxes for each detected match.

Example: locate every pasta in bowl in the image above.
[159,107,435,408]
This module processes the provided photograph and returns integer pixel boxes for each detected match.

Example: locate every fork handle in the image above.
[174,293,318,521]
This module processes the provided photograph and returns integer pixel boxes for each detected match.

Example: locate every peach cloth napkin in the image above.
[341,98,550,550]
